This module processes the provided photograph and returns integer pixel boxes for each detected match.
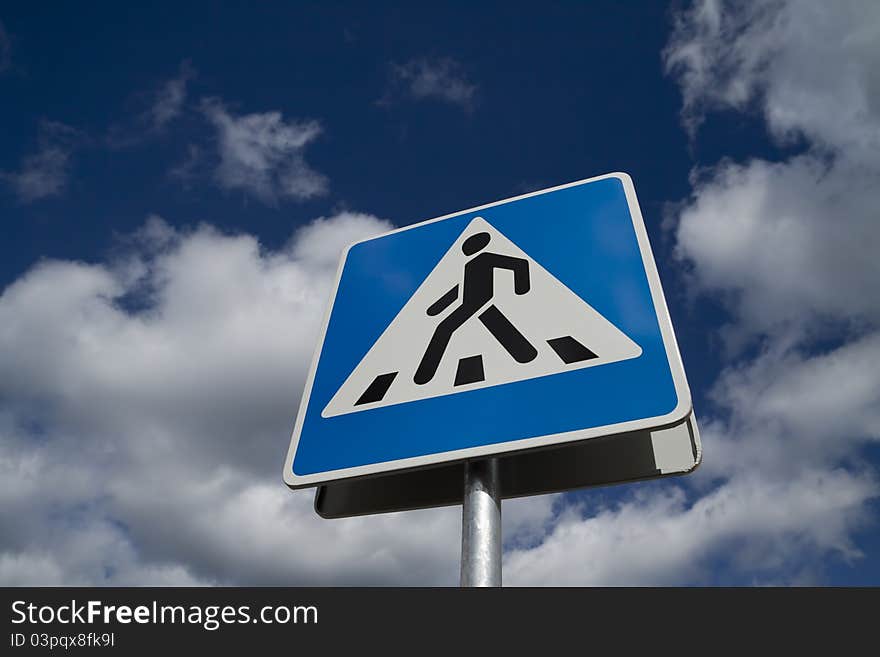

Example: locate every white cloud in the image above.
[291,211,394,268]
[502,494,561,551]
[387,58,477,110]
[733,337,880,461]
[1,121,79,202]
[666,0,880,344]
[0,207,564,586]
[506,470,874,586]
[0,211,490,585]
[675,155,880,344]
[504,0,880,585]
[168,144,202,186]
[105,60,196,148]
[664,0,880,155]
[151,59,196,130]
[202,99,328,204]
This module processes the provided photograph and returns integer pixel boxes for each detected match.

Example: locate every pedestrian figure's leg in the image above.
[479,305,537,363]
[414,306,475,384]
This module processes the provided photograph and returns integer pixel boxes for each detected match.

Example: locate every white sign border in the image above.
[283,172,692,489]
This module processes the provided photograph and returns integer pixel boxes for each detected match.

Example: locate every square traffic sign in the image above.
[284,172,695,491]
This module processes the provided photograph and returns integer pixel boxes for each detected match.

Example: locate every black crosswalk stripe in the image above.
[454,355,485,386]
[547,336,598,364]
[355,372,398,405]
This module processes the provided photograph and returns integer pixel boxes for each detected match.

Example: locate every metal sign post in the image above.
[460,459,501,587]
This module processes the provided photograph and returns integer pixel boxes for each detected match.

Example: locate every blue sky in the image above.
[1,1,879,585]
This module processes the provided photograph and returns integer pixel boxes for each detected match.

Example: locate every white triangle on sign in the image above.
[322,217,642,418]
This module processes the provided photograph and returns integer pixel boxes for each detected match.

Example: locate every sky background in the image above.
[1,0,879,585]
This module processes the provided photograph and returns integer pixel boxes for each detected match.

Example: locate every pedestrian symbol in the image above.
[415,228,536,386]
[322,216,642,418]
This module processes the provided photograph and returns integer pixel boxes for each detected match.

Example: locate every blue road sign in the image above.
[284,173,693,489]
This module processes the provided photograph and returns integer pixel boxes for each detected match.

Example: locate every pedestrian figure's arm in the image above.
[511,257,530,295]
[427,285,459,315]
[492,255,530,294]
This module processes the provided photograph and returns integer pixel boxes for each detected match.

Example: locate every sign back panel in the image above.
[314,412,700,518]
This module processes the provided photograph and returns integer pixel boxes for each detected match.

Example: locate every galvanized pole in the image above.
[460,458,501,587]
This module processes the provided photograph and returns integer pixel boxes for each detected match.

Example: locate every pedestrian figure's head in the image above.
[462,231,490,256]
